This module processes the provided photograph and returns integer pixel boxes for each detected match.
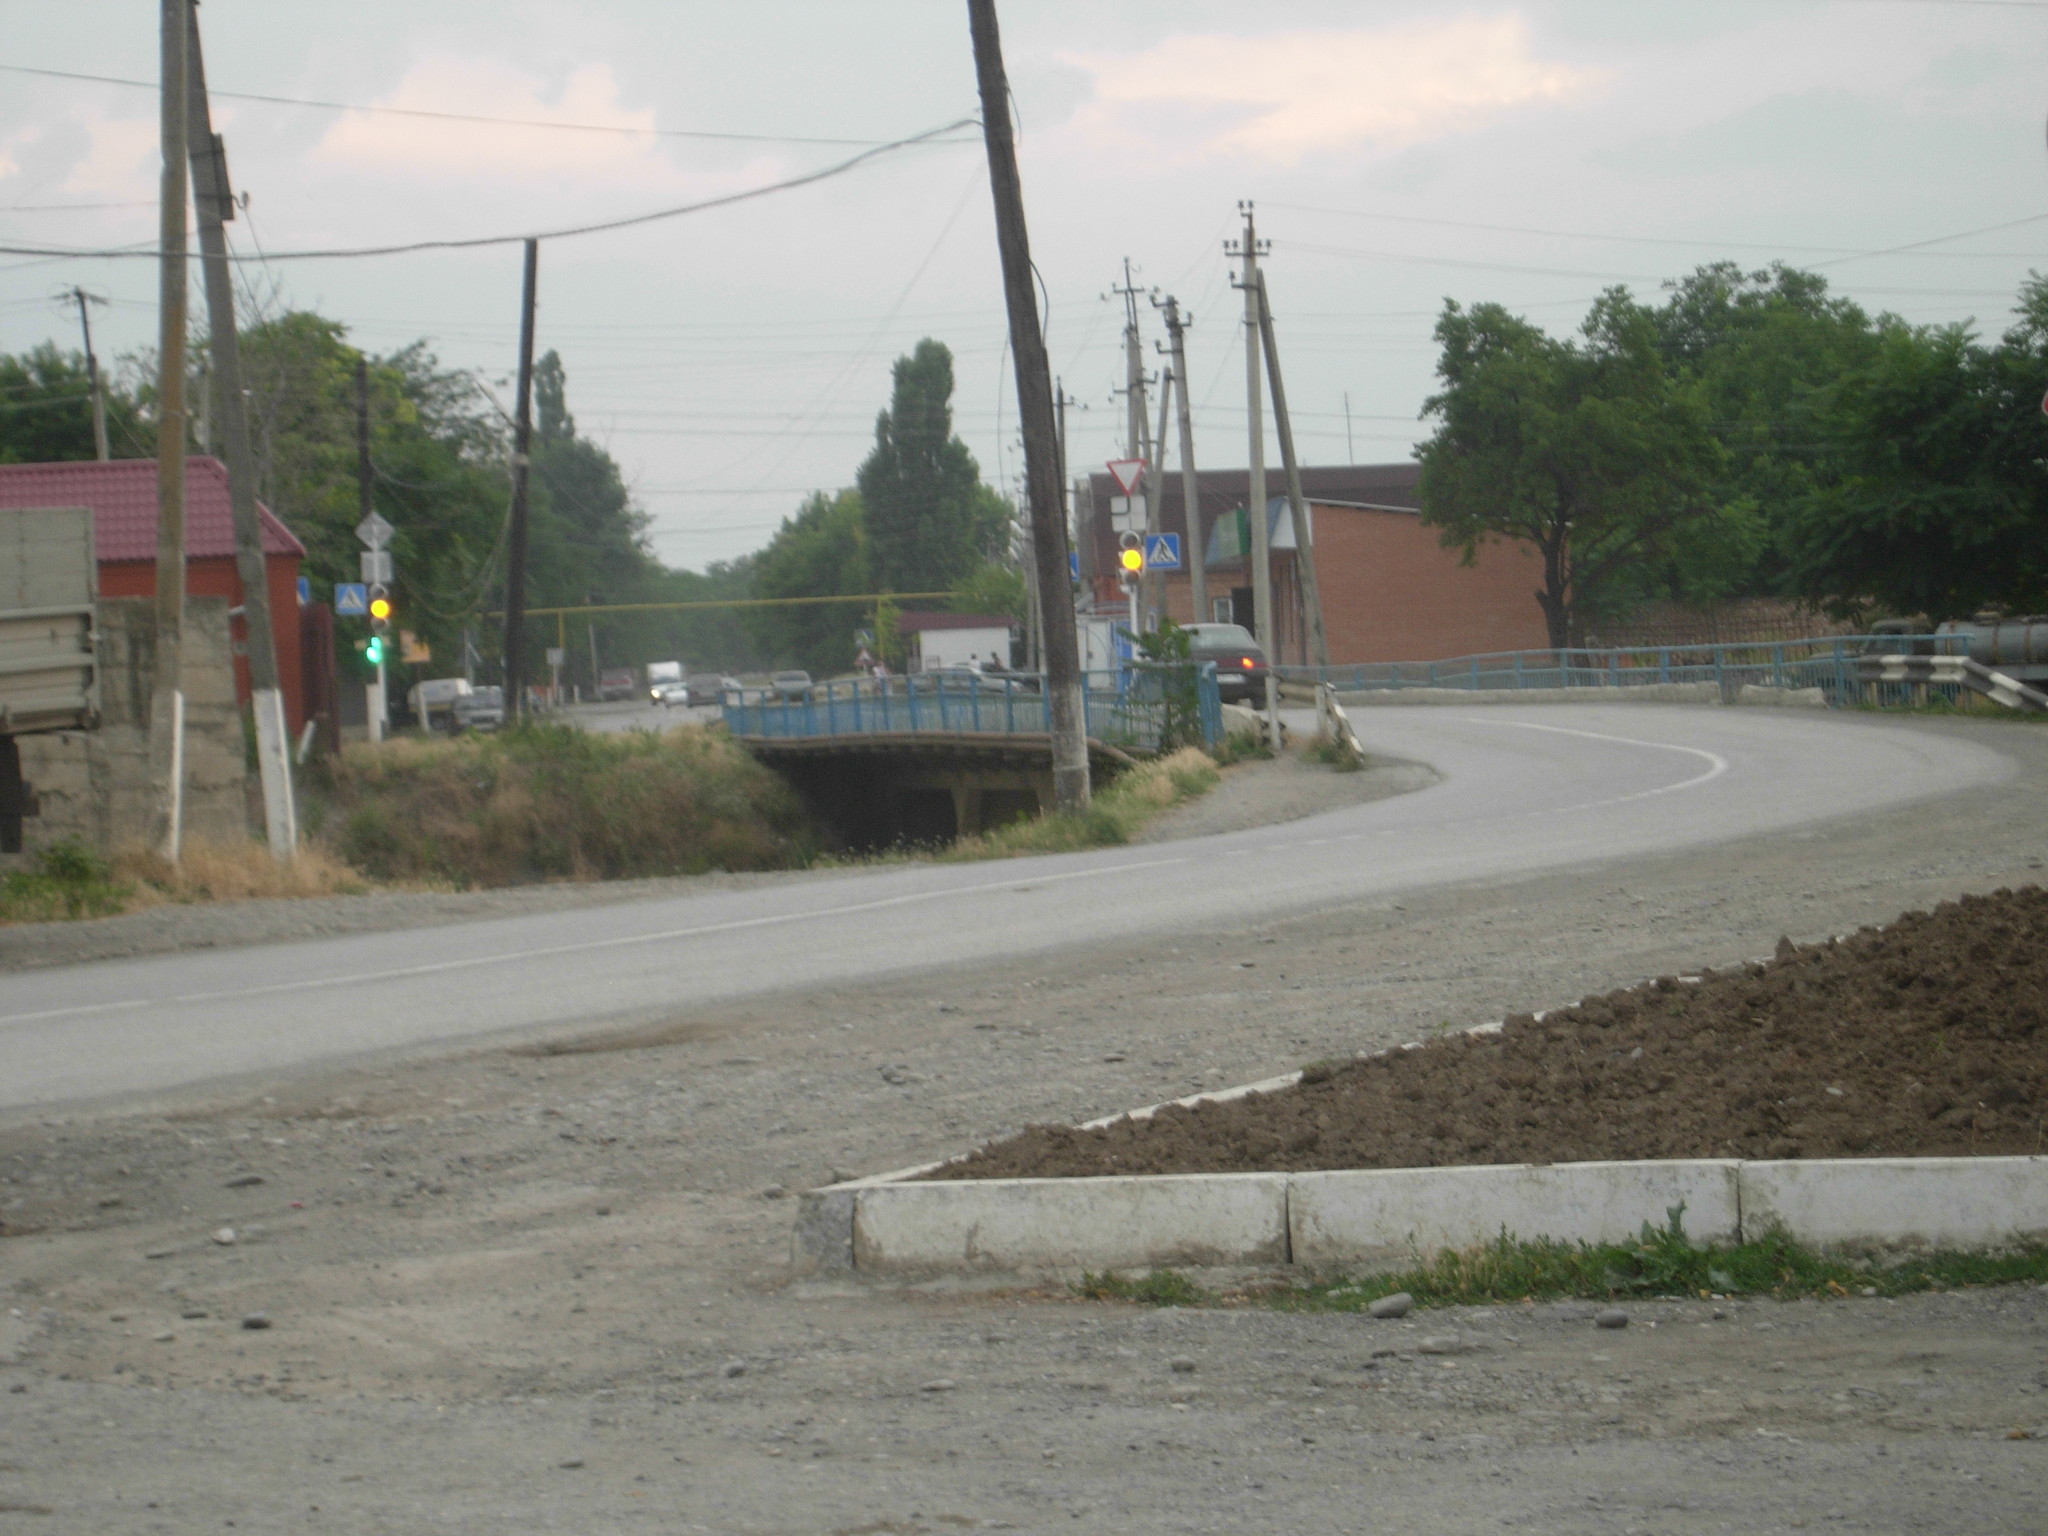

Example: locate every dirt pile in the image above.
[934,886,2048,1179]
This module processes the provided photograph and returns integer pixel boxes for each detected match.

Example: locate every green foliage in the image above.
[1075,1269,1207,1306]
[1128,621,1204,751]
[951,560,1028,627]
[0,342,147,464]
[1418,290,1730,648]
[748,489,871,673]
[314,722,816,886]
[946,747,1219,859]
[857,340,1012,593]
[0,839,127,922]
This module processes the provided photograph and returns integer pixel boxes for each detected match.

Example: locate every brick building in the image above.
[0,458,309,730]
[1078,462,1549,666]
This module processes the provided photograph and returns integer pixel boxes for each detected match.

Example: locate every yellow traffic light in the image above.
[368,596,393,621]
[1118,545,1144,574]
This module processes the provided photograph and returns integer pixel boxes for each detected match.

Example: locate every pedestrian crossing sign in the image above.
[1141,533,1182,571]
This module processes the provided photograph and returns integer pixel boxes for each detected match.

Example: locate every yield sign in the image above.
[1105,458,1146,496]
[355,511,394,549]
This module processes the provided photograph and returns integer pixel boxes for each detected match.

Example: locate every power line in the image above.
[0,117,978,263]
[0,62,979,148]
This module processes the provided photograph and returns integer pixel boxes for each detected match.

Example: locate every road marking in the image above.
[1458,717,1730,803]
[0,854,1194,1027]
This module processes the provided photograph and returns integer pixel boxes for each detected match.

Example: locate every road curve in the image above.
[0,705,2012,1112]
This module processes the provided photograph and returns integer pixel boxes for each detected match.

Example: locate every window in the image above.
[1212,597,1233,624]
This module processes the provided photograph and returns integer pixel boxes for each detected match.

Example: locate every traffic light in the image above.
[367,583,393,637]
[1117,532,1144,576]
[364,633,385,666]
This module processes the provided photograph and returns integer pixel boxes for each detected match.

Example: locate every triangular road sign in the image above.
[1105,458,1145,496]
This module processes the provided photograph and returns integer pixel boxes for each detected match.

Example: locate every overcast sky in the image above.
[3,1,2045,570]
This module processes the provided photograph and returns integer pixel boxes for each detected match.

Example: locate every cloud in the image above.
[1060,15,1609,164]
[0,127,39,183]
[57,115,154,197]
[311,58,775,189]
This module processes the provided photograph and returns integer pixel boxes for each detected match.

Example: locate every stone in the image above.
[152,1331,174,1343]
[240,1313,271,1331]
[719,1360,747,1379]
[1168,1356,1197,1374]
[180,1309,207,1320]
[557,1458,585,1470]
[920,1379,957,1393]
[1368,1292,1414,1319]
[211,1227,237,1246]
[1417,1336,1465,1355]
[224,1174,265,1189]
[1596,1307,1630,1330]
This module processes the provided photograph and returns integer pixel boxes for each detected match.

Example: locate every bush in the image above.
[312,722,816,887]
[948,747,1219,859]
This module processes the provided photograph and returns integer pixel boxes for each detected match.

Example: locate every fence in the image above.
[1276,635,1974,709]
[722,664,1225,754]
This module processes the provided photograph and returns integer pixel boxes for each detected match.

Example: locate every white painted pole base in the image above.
[250,686,297,860]
[367,670,385,744]
[161,688,185,862]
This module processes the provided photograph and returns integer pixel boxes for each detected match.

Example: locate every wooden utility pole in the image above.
[1160,296,1205,623]
[1227,202,1272,653]
[65,288,111,461]
[1146,362,1173,625]
[1256,270,1329,669]
[185,3,296,857]
[148,0,190,860]
[502,238,539,722]
[967,0,1089,813]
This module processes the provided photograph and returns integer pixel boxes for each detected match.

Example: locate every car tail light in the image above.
[1241,656,1257,669]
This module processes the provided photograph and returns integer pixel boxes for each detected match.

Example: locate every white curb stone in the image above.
[1739,1156,2048,1249]
[1290,1160,1741,1271]
[848,1173,1289,1275]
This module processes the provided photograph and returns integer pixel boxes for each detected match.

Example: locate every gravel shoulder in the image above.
[3,714,2047,1531]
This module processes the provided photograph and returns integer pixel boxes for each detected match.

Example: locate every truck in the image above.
[0,505,99,852]
[645,659,684,703]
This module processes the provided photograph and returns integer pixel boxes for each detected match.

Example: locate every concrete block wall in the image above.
[16,596,252,855]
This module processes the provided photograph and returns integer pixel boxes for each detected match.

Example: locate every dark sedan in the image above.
[1183,623,1270,703]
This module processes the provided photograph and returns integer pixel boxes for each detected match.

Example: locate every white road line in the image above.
[0,853,1194,1028]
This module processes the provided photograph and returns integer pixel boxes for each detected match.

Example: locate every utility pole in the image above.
[967,0,1089,813]
[1147,363,1173,626]
[1343,391,1355,463]
[64,288,111,461]
[148,0,190,861]
[502,238,539,723]
[1256,270,1330,669]
[185,3,296,857]
[1227,202,1272,650]
[1159,296,1205,624]
[1226,201,1279,748]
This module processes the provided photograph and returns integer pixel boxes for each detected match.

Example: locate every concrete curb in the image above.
[794,1154,2048,1278]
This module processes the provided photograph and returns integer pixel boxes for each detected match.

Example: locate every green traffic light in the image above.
[365,636,384,666]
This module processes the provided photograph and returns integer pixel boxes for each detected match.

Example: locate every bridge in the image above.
[723,669,1223,843]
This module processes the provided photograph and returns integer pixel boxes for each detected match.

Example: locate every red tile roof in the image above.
[0,457,305,563]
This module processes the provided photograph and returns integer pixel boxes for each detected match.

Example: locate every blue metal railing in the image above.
[722,664,1225,753]
[1275,634,1970,708]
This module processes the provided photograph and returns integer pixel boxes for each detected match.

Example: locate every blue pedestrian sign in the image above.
[335,582,368,616]
[1142,532,1182,571]
[296,575,311,606]
[1069,551,1080,578]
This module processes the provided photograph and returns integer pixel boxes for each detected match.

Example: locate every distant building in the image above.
[895,611,1015,673]
[1077,462,1549,665]
[0,457,309,729]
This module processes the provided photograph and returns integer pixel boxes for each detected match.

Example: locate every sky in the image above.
[2,0,2046,572]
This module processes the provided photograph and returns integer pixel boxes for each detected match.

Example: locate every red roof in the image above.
[0,457,305,563]
[896,610,1014,634]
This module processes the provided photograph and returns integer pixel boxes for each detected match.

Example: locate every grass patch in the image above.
[0,839,127,922]
[1074,1208,2048,1312]
[945,747,1221,860]
[308,721,816,887]
[0,836,367,925]
[1302,733,1366,772]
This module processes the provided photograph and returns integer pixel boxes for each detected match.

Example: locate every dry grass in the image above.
[946,747,1221,859]
[113,837,370,906]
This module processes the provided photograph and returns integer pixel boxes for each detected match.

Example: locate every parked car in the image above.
[597,666,638,702]
[685,673,738,706]
[1182,623,1270,703]
[452,685,505,732]
[770,669,813,701]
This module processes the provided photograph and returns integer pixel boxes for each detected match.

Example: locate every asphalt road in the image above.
[0,705,2011,1111]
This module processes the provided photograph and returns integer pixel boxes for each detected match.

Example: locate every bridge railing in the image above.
[722,664,1224,753]
[1275,634,1967,707]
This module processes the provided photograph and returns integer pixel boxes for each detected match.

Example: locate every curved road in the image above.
[0,704,2012,1111]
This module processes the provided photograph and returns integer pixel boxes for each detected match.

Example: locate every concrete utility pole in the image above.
[1159,296,1205,624]
[185,4,296,857]
[967,0,1089,813]
[502,238,539,723]
[1147,362,1173,627]
[64,288,111,461]
[1256,270,1330,670]
[1227,202,1272,653]
[148,0,190,861]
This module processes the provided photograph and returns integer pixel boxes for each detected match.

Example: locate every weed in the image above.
[1302,733,1365,772]
[1212,726,1272,765]
[946,747,1220,861]
[114,838,367,904]
[0,839,127,922]
[1071,1208,2048,1312]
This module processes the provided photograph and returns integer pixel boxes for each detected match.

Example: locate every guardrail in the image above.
[1276,634,1972,708]
[722,664,1225,753]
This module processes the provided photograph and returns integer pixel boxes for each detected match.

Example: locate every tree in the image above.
[1778,280,2048,621]
[856,339,1009,594]
[748,489,870,672]
[1417,290,1729,648]
[0,343,145,464]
